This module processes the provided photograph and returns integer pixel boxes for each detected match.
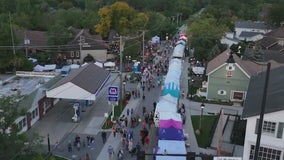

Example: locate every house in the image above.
[234,21,271,40]
[63,29,110,65]
[10,75,61,132]
[257,26,284,51]
[221,21,272,47]
[15,30,48,55]
[205,49,282,103]
[242,66,284,160]
[14,62,111,133]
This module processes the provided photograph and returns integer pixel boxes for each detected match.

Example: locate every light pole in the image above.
[126,56,131,70]
[47,134,51,153]
[199,102,205,131]
[123,81,126,98]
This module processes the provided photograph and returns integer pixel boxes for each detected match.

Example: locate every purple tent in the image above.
[159,126,184,140]
[159,119,182,129]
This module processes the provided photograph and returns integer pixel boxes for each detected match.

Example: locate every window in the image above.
[263,121,276,134]
[18,117,26,130]
[76,51,80,57]
[32,108,38,119]
[217,90,227,95]
[277,122,284,138]
[255,119,277,135]
[249,145,281,160]
[232,91,244,100]
[71,51,74,57]
[226,65,235,71]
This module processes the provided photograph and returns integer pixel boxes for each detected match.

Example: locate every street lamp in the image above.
[226,48,271,160]
[199,102,205,131]
[127,56,132,68]
[123,81,126,98]
[47,134,51,153]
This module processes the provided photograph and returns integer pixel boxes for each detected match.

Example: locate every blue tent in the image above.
[162,82,180,98]
[159,126,184,140]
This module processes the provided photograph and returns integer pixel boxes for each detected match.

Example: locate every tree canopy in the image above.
[95,1,149,37]
[188,16,228,61]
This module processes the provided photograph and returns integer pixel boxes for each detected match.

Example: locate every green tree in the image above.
[188,16,228,61]
[95,2,149,37]
[146,12,176,40]
[0,96,27,160]
[268,1,284,26]
[47,23,71,46]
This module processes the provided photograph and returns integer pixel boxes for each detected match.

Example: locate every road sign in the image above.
[108,86,119,96]
[108,96,118,102]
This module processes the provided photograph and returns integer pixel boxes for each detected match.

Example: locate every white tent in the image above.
[44,64,56,71]
[172,44,185,58]
[156,140,186,160]
[70,64,80,69]
[154,100,177,125]
[159,94,178,104]
[33,64,44,72]
[104,61,115,67]
[159,112,182,122]
[94,61,103,68]
[152,35,160,44]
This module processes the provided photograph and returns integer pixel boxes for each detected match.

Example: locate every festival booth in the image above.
[104,61,116,71]
[33,64,44,72]
[176,40,186,46]
[172,44,185,58]
[70,64,80,69]
[164,70,180,84]
[159,94,178,104]
[94,61,103,68]
[179,35,187,41]
[154,100,177,126]
[152,35,160,44]
[159,126,184,140]
[160,119,183,129]
[157,111,182,128]
[162,82,180,98]
[156,140,187,160]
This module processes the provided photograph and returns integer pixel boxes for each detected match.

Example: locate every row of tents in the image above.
[153,33,188,160]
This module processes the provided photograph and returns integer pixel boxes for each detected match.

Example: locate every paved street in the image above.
[26,40,244,160]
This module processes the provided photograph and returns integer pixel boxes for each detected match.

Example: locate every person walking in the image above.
[117,149,124,160]
[101,131,107,144]
[128,139,133,152]
[108,145,114,160]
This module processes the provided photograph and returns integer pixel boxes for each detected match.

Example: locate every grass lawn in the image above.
[102,102,125,129]
[191,115,218,148]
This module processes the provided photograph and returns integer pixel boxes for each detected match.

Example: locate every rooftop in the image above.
[0,74,56,98]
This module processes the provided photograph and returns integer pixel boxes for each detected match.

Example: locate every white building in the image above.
[242,66,284,160]
[221,21,272,47]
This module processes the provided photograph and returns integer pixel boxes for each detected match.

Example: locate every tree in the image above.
[95,2,149,37]
[0,96,27,160]
[188,16,228,61]
[47,23,71,46]
[268,1,284,26]
[0,96,47,160]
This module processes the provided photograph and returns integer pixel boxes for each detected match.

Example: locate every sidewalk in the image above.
[180,57,202,160]
[96,98,141,160]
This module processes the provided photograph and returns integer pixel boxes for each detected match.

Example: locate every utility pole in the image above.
[9,12,16,73]
[142,30,145,67]
[79,35,83,61]
[24,31,30,59]
[119,36,124,107]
